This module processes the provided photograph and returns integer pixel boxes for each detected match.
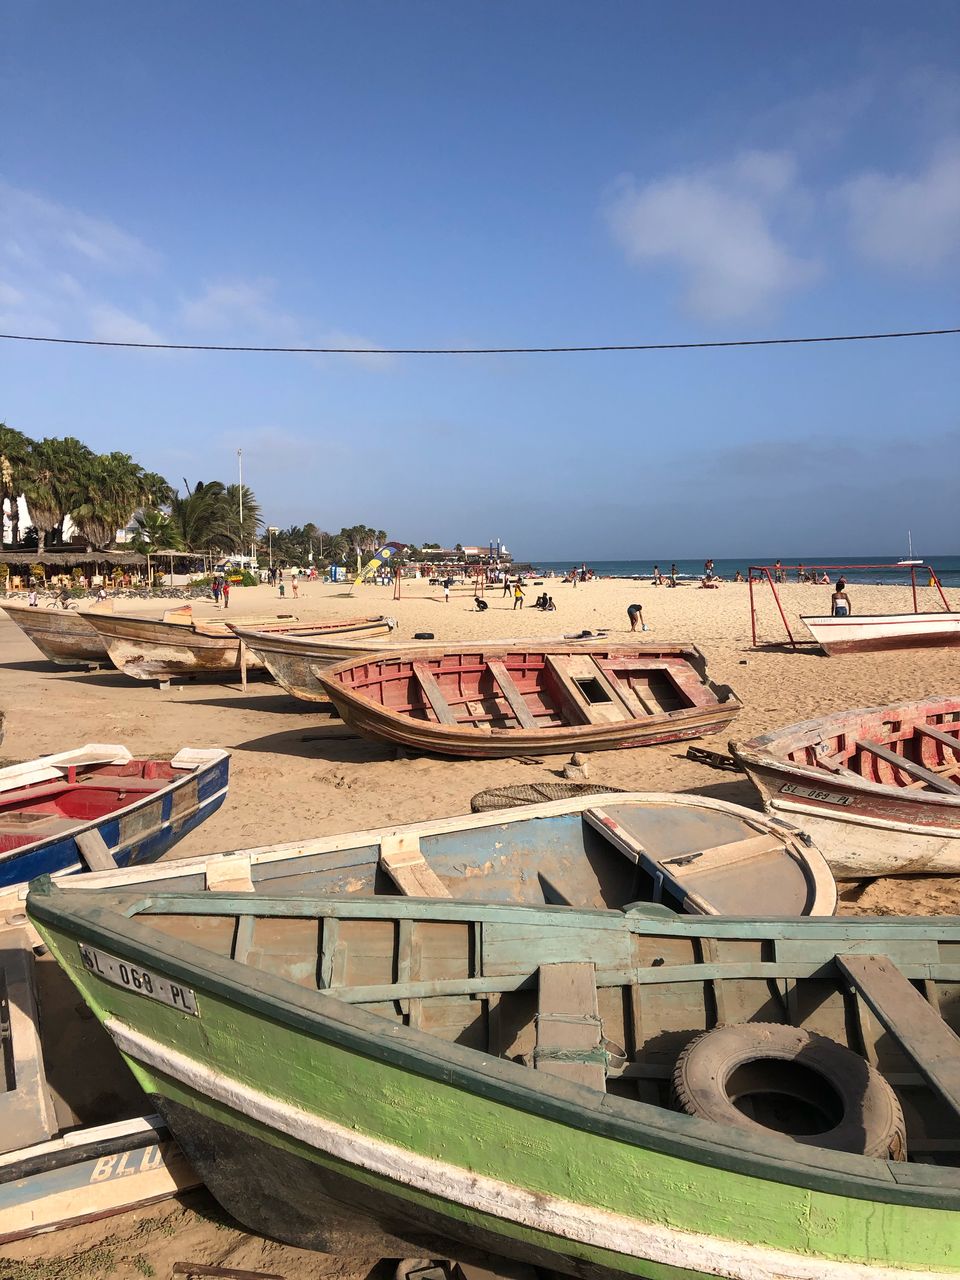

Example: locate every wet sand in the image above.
[2,573,959,1276]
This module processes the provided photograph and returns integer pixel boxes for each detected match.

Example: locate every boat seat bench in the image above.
[838,954,960,1119]
[534,962,606,1091]
[379,833,451,898]
[856,739,960,795]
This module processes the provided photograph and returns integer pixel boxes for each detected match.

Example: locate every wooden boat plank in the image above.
[75,828,116,872]
[486,659,538,730]
[411,662,458,726]
[534,962,605,1091]
[380,834,451,898]
[0,932,58,1153]
[856,738,960,795]
[916,723,960,756]
[837,953,960,1118]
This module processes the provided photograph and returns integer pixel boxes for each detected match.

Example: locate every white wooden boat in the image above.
[732,696,960,877]
[801,612,960,655]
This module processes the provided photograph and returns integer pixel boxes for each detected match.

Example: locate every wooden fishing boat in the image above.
[732,697,960,878]
[15,791,837,918]
[230,625,609,703]
[801,611,960,655]
[0,927,199,1243]
[0,743,230,905]
[86,609,394,682]
[319,644,741,757]
[29,882,960,1277]
[1,601,109,666]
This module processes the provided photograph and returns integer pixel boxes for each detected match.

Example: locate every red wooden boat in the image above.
[319,643,741,758]
[731,696,960,877]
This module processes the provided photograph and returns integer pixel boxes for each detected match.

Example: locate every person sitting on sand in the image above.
[734,569,744,582]
[819,571,830,585]
[474,596,488,612]
[546,596,556,611]
[699,574,720,589]
[831,581,852,617]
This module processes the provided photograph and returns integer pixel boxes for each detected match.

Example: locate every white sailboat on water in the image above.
[897,530,922,566]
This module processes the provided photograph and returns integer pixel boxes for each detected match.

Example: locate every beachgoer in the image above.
[831,582,852,617]
[222,578,230,608]
[734,569,744,583]
[211,577,222,606]
[443,577,452,604]
[774,560,784,583]
[627,603,644,631]
[28,582,38,607]
[96,585,107,603]
[279,580,285,599]
[546,596,556,611]
[474,596,488,612]
[502,576,510,597]
[292,577,299,599]
[652,565,662,585]
[670,563,678,587]
[797,563,807,583]
[513,582,525,609]
[819,572,830,585]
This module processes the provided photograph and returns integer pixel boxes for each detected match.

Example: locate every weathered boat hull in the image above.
[321,644,741,758]
[732,697,960,877]
[85,612,252,679]
[801,613,960,655]
[1,603,109,665]
[28,888,960,1278]
[229,621,398,701]
[0,1115,198,1244]
[30,790,838,918]
[0,746,230,910]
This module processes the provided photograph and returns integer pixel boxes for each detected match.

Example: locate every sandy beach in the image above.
[3,571,960,1278]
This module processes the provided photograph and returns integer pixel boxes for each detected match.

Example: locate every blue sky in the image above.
[1,2,958,559]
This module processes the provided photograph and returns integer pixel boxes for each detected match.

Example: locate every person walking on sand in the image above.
[292,576,299,599]
[513,581,525,609]
[831,580,852,617]
[502,575,511,597]
[222,578,230,609]
[278,578,285,599]
[443,577,451,604]
[670,563,678,587]
[211,576,222,607]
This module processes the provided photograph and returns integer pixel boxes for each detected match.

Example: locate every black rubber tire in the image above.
[470,782,624,813]
[671,1022,906,1160]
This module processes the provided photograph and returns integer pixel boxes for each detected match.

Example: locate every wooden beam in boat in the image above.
[917,723,960,757]
[486,658,537,729]
[837,953,960,1119]
[856,739,960,795]
[0,932,59,1150]
[380,832,451,898]
[75,827,116,871]
[411,662,458,726]
[534,962,606,1091]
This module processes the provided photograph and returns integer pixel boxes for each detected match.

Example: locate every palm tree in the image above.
[23,437,93,552]
[0,423,32,547]
[132,507,183,554]
[71,452,150,550]
[168,480,231,552]
[223,483,261,553]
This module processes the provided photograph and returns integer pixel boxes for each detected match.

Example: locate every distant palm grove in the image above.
[0,421,398,569]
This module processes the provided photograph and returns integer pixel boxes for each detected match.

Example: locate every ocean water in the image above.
[530,556,960,586]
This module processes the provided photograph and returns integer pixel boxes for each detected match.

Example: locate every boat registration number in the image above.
[79,944,199,1015]
[780,783,854,806]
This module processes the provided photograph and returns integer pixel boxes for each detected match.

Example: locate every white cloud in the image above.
[179,279,299,340]
[841,145,960,271]
[0,182,157,275]
[606,151,817,321]
[88,304,165,344]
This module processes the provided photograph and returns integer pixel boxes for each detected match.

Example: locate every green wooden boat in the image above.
[28,880,960,1278]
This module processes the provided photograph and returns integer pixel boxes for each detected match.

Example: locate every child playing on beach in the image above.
[513,582,525,609]
[831,581,851,616]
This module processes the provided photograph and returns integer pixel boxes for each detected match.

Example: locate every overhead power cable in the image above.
[0,326,957,356]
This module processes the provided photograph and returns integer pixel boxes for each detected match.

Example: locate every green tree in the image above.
[23,437,94,553]
[132,507,183,554]
[71,451,150,550]
[222,483,262,553]
[0,423,33,547]
[169,480,232,552]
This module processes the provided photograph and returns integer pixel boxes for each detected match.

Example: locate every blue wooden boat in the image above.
[0,744,230,917]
